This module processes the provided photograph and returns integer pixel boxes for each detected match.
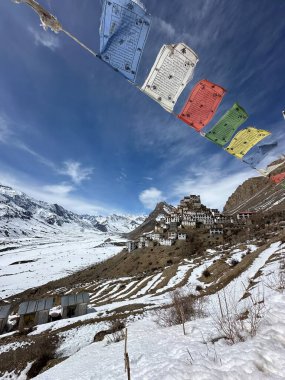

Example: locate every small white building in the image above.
[178,233,187,240]
[127,241,138,253]
[138,241,145,249]
[145,239,155,248]
[183,211,196,217]
[139,236,146,243]
[149,233,161,241]
[210,228,223,235]
[168,232,177,239]
[170,216,181,223]
[210,209,220,217]
[182,215,196,221]
[215,215,233,224]
[153,233,161,241]
[182,220,196,227]
[237,211,254,220]
[159,238,174,246]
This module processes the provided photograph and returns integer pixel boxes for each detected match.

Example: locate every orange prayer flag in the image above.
[178,79,226,132]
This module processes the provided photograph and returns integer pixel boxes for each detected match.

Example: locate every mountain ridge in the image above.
[0,184,145,238]
[223,159,285,214]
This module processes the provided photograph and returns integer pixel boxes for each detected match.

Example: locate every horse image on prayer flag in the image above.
[99,0,151,82]
[141,43,199,112]
[205,103,248,147]
[178,80,226,132]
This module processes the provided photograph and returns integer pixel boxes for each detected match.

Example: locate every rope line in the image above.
[61,29,99,58]
[11,0,285,191]
[13,0,100,58]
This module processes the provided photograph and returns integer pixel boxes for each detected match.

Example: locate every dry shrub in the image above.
[230,259,239,267]
[264,257,285,293]
[106,319,126,344]
[153,289,206,329]
[202,269,211,278]
[212,287,265,345]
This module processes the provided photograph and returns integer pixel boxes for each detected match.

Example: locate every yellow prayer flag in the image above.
[225,127,271,159]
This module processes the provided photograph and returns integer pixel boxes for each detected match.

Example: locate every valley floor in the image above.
[0,231,125,299]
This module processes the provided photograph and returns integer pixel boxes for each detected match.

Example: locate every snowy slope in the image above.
[1,240,285,379]
[33,247,285,380]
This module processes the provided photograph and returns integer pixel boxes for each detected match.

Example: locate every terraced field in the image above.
[37,240,283,317]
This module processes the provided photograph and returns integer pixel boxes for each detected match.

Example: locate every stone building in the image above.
[0,305,11,334]
[61,293,89,319]
[178,233,187,240]
[127,241,138,253]
[18,298,54,330]
[159,238,174,246]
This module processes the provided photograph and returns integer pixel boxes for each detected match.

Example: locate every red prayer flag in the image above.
[178,79,226,132]
[271,172,285,184]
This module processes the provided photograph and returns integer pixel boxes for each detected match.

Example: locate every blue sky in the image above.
[0,0,284,215]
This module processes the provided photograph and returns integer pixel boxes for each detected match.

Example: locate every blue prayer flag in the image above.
[99,0,151,82]
[242,141,278,168]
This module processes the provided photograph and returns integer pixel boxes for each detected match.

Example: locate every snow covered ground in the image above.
[1,241,285,379]
[0,231,126,299]
[35,289,285,380]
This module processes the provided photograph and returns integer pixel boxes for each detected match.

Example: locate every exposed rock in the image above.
[127,201,175,240]
[224,159,285,214]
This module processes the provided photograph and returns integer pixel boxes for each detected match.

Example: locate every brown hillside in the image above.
[224,160,285,214]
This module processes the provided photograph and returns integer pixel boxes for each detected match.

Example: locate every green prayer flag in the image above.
[205,103,248,147]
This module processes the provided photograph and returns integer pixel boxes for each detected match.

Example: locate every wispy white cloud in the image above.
[139,187,164,209]
[28,26,60,51]
[153,17,176,39]
[0,118,94,185]
[171,171,254,210]
[59,160,93,185]
[116,170,128,183]
[43,183,74,196]
[0,116,12,143]
[169,152,256,210]
[0,169,109,215]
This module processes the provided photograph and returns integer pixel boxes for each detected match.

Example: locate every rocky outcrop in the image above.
[224,160,285,214]
[127,201,175,240]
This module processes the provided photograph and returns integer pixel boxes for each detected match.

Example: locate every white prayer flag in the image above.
[258,160,285,176]
[141,43,199,112]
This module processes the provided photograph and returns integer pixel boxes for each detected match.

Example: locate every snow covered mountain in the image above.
[83,214,146,234]
[0,184,145,239]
